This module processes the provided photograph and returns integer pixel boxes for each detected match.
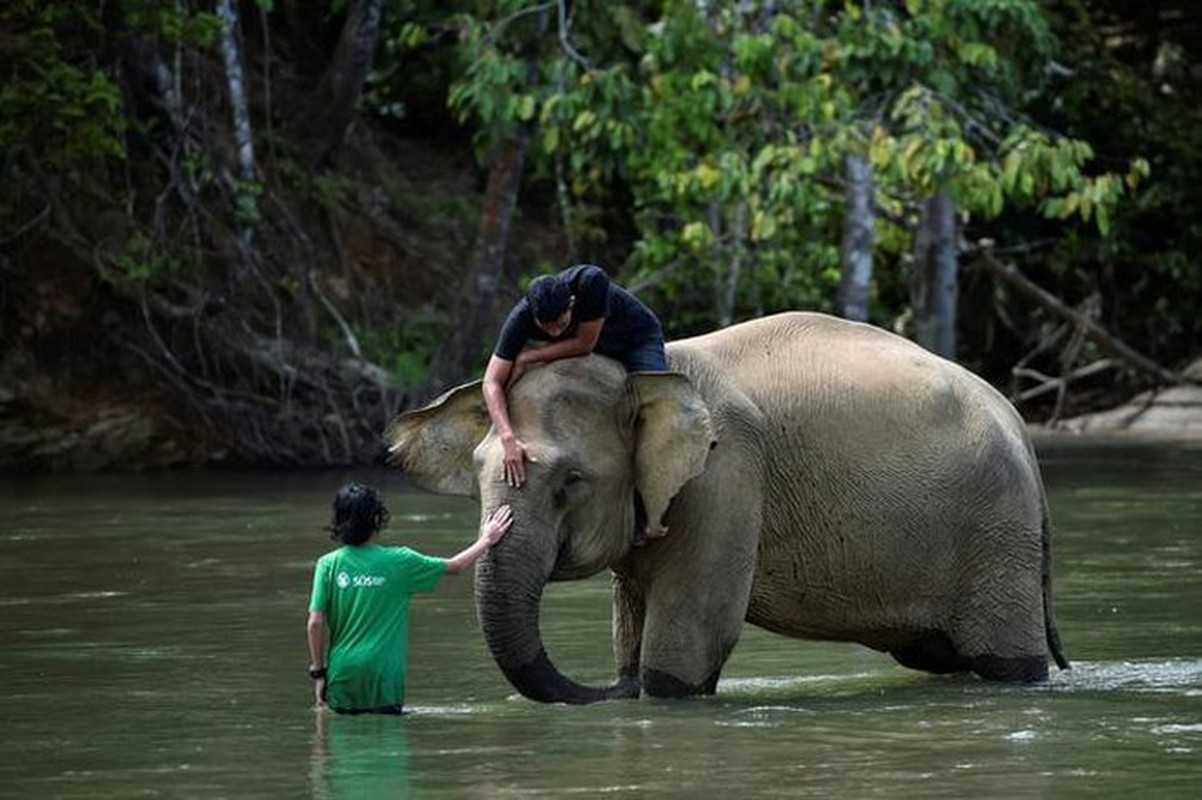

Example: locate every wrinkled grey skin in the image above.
[387,312,1069,703]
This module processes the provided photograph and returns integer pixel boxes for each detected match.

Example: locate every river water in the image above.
[1,440,1200,798]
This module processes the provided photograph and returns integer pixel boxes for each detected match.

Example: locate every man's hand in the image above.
[480,505,514,545]
[314,677,327,709]
[501,433,528,487]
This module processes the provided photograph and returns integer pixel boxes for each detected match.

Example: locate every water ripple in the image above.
[1045,658,1202,694]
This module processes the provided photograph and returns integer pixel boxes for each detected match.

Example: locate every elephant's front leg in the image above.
[633,481,762,698]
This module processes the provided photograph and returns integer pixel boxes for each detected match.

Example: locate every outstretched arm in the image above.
[445,505,514,574]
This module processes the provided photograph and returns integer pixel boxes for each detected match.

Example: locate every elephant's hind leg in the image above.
[889,631,964,675]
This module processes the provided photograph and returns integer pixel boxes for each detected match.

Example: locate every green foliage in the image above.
[0,2,127,165]
[3,0,1195,442]
[122,2,222,48]
[356,308,449,389]
[114,233,173,282]
[234,180,263,225]
[1007,0,1202,369]
[312,173,352,211]
[0,1,221,168]
[407,0,1146,332]
[108,231,201,284]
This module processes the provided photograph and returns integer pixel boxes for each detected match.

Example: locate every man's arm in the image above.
[445,505,513,574]
[482,355,516,437]
[483,356,529,487]
[515,318,603,366]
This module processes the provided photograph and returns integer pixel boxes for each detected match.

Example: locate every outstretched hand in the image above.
[480,504,513,545]
[445,505,514,574]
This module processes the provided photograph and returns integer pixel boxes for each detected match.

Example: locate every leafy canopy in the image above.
[382,1,1149,329]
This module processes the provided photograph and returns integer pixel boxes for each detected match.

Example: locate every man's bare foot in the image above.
[645,524,668,539]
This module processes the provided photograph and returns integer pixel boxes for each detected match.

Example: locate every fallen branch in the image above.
[974,246,1180,386]
[1012,359,1116,403]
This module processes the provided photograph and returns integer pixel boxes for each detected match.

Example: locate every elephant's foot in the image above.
[612,666,641,698]
[641,667,720,698]
[967,653,1050,683]
[630,524,668,550]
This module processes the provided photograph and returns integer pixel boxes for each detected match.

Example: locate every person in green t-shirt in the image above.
[305,482,512,715]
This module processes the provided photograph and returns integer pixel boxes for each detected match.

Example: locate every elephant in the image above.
[386,311,1069,703]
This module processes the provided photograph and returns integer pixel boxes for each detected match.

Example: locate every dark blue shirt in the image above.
[493,265,663,362]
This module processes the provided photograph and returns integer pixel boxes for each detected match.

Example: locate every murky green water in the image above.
[1,440,1200,798]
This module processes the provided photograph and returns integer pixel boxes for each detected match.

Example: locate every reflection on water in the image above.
[0,442,1200,798]
[310,711,411,800]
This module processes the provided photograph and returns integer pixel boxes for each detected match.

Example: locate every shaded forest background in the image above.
[1,0,1199,470]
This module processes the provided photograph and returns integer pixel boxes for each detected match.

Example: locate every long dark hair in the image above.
[327,482,390,545]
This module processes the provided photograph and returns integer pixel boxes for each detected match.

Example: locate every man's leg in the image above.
[624,338,667,372]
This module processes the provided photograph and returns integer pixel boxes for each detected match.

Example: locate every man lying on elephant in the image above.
[482,264,667,493]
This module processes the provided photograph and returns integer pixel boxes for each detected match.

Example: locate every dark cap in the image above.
[527,275,573,323]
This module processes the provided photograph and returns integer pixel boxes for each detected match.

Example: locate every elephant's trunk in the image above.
[474,533,638,705]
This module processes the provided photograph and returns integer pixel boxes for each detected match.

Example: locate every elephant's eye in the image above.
[554,471,585,508]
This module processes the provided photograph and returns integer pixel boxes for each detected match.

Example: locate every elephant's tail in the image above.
[1042,510,1071,670]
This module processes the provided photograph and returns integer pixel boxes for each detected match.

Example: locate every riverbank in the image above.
[3,364,1200,473]
[1033,359,1202,444]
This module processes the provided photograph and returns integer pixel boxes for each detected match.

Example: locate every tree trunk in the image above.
[837,153,875,322]
[716,203,747,328]
[216,0,257,286]
[313,0,383,170]
[911,193,957,358]
[217,0,256,188]
[422,6,552,397]
[424,130,532,394]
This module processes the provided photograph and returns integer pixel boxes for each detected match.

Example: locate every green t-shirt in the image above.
[309,543,447,711]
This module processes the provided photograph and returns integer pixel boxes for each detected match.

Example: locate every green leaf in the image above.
[573,110,598,133]
[516,94,536,122]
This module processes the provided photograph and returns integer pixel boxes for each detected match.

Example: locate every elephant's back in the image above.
[670,311,921,382]
[669,311,1024,444]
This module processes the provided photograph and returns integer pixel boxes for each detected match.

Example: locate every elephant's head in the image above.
[385,355,714,703]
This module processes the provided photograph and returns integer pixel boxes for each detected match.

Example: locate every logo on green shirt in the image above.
[335,570,387,589]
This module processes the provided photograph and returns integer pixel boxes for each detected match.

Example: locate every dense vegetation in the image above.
[1,0,1198,469]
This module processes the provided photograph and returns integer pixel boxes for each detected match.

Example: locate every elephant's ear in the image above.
[383,380,490,498]
[628,372,715,532]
